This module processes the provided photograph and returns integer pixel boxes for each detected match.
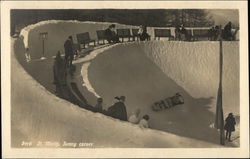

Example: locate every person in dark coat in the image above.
[224,113,236,142]
[95,97,103,112]
[138,25,150,41]
[223,22,233,41]
[64,36,74,67]
[53,51,67,97]
[175,25,181,40]
[107,96,128,121]
[104,24,120,44]
[180,24,191,41]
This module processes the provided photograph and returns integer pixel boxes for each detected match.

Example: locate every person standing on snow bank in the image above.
[222,22,233,41]
[64,36,74,67]
[128,108,141,124]
[95,97,103,112]
[139,115,150,128]
[107,96,128,121]
[138,25,150,41]
[25,48,31,62]
[53,51,67,96]
[224,113,236,142]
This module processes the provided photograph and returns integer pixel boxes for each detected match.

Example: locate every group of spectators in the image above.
[175,21,238,41]
[94,96,150,128]
[175,24,192,41]
[53,23,238,134]
[53,36,77,98]
[104,24,150,44]
[209,22,238,41]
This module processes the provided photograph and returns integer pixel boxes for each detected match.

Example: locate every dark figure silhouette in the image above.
[180,25,191,41]
[95,97,103,112]
[222,22,233,41]
[53,51,67,97]
[224,113,236,142]
[64,36,74,67]
[214,25,221,41]
[138,25,150,41]
[108,96,128,121]
[208,26,215,41]
[105,24,120,44]
[175,25,181,40]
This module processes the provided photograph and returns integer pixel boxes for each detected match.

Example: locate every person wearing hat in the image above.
[107,96,128,121]
[104,24,120,44]
[224,112,236,142]
[223,21,233,41]
[139,115,150,128]
[64,36,74,67]
[95,97,103,112]
[128,108,141,124]
[53,51,67,97]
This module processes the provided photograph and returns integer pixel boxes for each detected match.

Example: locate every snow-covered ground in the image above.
[12,20,240,148]
[83,41,239,146]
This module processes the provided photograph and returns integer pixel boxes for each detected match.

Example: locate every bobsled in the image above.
[152,93,184,111]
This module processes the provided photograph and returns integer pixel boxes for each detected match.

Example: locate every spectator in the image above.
[128,108,141,124]
[224,113,236,142]
[139,115,150,128]
[25,48,31,62]
[107,96,128,121]
[175,25,181,40]
[64,36,74,67]
[213,25,221,41]
[53,51,67,96]
[208,26,215,41]
[222,22,233,41]
[105,24,120,44]
[180,24,191,41]
[232,27,239,41]
[138,25,150,41]
[95,97,103,112]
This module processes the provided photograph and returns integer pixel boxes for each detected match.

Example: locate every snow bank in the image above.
[12,38,222,148]
[87,41,239,144]
[87,41,239,114]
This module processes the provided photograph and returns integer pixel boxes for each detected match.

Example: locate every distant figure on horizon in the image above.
[107,96,128,121]
[105,24,120,44]
[222,21,233,41]
[213,25,221,41]
[139,115,150,128]
[95,97,103,112]
[128,108,141,124]
[64,36,74,67]
[179,24,191,41]
[175,25,181,41]
[224,113,236,142]
[53,51,67,96]
[138,25,150,41]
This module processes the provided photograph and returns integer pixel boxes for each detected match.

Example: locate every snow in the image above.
[86,41,239,145]
[12,37,223,148]
[12,20,239,148]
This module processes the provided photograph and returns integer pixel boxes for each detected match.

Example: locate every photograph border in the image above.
[1,1,249,158]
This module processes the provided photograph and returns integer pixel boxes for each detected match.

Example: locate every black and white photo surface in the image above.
[1,1,249,158]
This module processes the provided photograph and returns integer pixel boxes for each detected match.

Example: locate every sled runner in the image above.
[152,93,184,111]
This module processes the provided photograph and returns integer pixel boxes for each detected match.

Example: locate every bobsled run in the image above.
[11,20,240,148]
